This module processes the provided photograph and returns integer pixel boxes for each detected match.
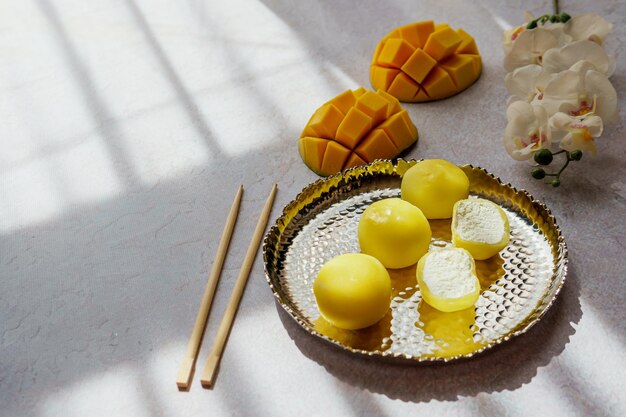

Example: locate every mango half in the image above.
[370,21,481,102]
[299,88,418,177]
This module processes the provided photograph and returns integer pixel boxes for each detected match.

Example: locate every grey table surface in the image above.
[1,0,625,416]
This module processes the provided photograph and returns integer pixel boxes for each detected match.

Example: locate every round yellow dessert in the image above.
[298,88,418,177]
[452,198,510,260]
[370,21,482,102]
[417,247,480,312]
[358,198,431,269]
[401,159,469,219]
[313,253,391,330]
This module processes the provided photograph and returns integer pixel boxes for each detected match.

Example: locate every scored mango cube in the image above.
[440,54,476,89]
[328,89,357,115]
[456,28,479,54]
[421,66,457,99]
[379,111,415,150]
[376,89,403,117]
[344,152,367,171]
[377,38,415,68]
[398,20,435,49]
[298,88,418,176]
[299,137,327,171]
[423,27,462,61]
[335,107,372,149]
[387,72,420,102]
[354,87,367,97]
[371,21,481,102]
[401,48,438,84]
[371,66,400,91]
[356,91,389,127]
[356,129,398,162]
[321,141,351,176]
[307,103,344,138]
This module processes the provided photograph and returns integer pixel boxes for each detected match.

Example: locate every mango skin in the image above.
[401,159,469,219]
[313,253,391,330]
[452,199,511,260]
[416,248,480,313]
[358,198,432,269]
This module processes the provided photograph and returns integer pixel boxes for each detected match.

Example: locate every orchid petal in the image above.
[504,28,559,72]
[584,115,604,137]
[542,40,614,76]
[506,101,534,122]
[504,102,551,160]
[549,112,574,130]
[585,70,618,122]
[542,71,580,115]
[560,131,597,155]
[565,14,613,43]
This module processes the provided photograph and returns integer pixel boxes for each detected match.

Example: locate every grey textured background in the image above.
[1,0,624,416]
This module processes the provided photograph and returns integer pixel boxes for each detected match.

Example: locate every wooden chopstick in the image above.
[200,183,278,388]
[176,184,244,390]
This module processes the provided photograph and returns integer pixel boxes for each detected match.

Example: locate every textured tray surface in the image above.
[264,160,567,362]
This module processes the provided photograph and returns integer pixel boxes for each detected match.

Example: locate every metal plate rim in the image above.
[263,159,568,363]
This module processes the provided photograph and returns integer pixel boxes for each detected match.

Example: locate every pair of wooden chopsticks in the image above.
[176,183,278,390]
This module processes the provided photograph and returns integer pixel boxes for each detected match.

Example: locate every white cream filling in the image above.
[422,249,476,298]
[454,199,505,244]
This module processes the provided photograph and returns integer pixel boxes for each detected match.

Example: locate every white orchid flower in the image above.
[549,112,603,155]
[541,61,618,121]
[504,28,561,72]
[564,14,613,44]
[542,40,616,76]
[503,12,535,54]
[504,101,552,160]
[503,25,526,54]
[505,64,557,103]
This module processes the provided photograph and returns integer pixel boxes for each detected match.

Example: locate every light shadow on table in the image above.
[278,264,582,402]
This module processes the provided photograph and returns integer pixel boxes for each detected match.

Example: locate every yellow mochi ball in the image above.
[416,247,480,312]
[358,198,431,269]
[401,159,469,219]
[313,253,392,330]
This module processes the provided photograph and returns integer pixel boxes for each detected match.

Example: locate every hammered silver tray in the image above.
[263,160,568,362]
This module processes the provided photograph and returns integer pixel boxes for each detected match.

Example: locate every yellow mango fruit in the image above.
[371,21,482,102]
[452,198,510,260]
[299,88,418,176]
[401,159,469,219]
[358,198,431,269]
[313,253,392,330]
[417,247,480,312]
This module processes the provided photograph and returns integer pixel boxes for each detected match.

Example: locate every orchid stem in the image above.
[553,0,559,14]
[556,155,572,178]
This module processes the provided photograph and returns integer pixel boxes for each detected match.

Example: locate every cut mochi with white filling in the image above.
[416,247,480,312]
[452,198,510,260]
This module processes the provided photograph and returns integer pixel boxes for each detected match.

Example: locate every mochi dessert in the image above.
[313,253,392,330]
[401,159,470,219]
[358,198,431,269]
[416,247,480,312]
[452,198,510,260]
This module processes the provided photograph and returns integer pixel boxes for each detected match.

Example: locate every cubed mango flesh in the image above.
[299,88,418,176]
[423,27,462,61]
[371,21,482,102]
